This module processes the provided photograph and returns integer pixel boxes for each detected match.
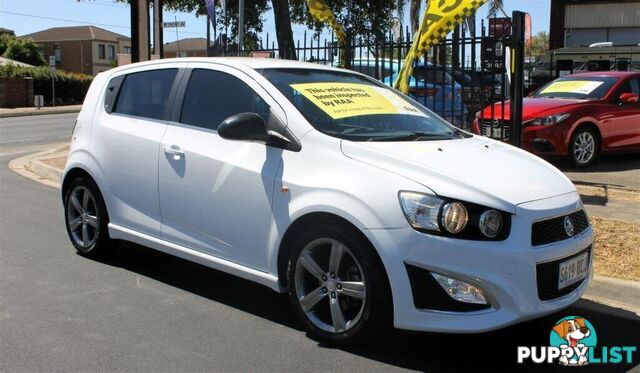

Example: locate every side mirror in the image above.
[217,112,301,151]
[619,92,640,104]
[218,113,270,143]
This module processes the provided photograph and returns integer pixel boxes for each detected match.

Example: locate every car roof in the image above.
[106,57,344,76]
[568,71,639,78]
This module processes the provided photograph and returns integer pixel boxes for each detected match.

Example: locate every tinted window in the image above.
[617,78,640,95]
[114,69,178,120]
[180,69,270,130]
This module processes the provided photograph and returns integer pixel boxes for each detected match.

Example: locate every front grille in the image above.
[480,120,510,140]
[536,246,591,301]
[531,210,590,246]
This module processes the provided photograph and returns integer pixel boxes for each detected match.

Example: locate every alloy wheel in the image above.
[294,238,366,333]
[66,186,99,249]
[573,131,595,165]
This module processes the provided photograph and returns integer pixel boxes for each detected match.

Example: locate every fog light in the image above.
[431,272,487,304]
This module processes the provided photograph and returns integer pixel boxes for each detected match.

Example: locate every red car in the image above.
[473,72,640,166]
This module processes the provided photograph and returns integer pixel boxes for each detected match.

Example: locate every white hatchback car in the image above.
[63,58,593,344]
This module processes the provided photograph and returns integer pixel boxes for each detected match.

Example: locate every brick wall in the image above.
[0,78,34,108]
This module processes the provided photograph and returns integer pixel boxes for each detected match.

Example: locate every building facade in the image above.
[21,26,131,75]
[550,0,640,50]
[163,38,211,58]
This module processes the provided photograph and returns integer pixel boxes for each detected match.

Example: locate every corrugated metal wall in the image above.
[565,2,640,28]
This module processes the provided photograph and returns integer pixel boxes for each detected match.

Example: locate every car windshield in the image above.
[258,68,460,142]
[533,76,618,99]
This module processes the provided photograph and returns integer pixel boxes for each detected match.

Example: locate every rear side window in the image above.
[180,69,270,130]
[113,69,178,120]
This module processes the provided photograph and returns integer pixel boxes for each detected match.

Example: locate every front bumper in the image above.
[363,192,594,333]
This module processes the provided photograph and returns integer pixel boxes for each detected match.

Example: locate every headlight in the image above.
[441,202,468,234]
[526,113,570,126]
[398,192,443,232]
[479,210,503,238]
[399,192,510,240]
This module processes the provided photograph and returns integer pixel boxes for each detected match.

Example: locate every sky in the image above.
[0,0,550,46]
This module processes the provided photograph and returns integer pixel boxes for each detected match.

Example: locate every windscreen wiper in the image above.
[368,132,451,142]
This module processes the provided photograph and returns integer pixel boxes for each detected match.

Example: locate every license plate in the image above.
[558,252,589,290]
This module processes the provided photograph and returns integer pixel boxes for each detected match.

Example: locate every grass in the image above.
[591,217,640,281]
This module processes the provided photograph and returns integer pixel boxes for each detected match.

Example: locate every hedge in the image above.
[0,64,93,105]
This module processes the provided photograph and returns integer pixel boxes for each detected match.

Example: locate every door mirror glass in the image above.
[619,92,640,104]
[218,113,270,142]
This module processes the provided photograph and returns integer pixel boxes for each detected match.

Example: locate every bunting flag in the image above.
[394,0,488,94]
[306,0,347,47]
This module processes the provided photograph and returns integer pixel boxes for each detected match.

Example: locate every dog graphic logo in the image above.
[550,316,598,366]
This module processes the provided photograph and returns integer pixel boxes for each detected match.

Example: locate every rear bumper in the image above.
[363,192,594,333]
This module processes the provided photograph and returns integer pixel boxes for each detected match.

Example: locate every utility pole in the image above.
[206,13,211,56]
[153,0,163,58]
[238,0,244,54]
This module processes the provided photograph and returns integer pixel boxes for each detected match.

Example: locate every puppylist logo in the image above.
[518,316,638,366]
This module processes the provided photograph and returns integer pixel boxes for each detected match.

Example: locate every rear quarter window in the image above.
[112,69,178,120]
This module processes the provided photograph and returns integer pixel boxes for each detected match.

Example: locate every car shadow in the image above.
[551,153,640,174]
[91,241,640,373]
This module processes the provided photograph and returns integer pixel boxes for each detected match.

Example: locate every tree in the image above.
[272,0,296,59]
[289,0,403,45]
[2,37,47,66]
[409,0,421,36]
[487,0,506,18]
[528,31,549,58]
[111,0,270,51]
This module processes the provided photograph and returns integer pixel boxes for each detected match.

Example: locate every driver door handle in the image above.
[163,145,184,159]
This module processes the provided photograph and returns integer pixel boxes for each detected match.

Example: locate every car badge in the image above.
[564,216,575,237]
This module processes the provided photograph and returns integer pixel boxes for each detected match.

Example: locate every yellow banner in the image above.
[290,82,427,119]
[394,0,487,94]
[541,80,604,95]
[306,0,347,45]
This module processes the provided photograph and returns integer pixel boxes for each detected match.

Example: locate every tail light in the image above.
[409,87,438,96]
[472,120,481,135]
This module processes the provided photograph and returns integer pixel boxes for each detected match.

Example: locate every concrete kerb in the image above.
[0,105,82,118]
[8,143,67,189]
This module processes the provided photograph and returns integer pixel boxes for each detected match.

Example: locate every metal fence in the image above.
[214,18,519,138]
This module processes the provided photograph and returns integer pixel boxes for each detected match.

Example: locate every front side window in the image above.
[259,68,458,142]
[180,69,270,130]
[113,69,178,120]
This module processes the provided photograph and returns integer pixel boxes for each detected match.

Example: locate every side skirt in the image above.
[108,223,282,292]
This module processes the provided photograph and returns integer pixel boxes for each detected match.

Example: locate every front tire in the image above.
[64,177,112,257]
[286,222,391,345]
[569,127,598,167]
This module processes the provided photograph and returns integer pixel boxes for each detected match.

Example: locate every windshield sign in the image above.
[541,80,603,95]
[290,82,427,119]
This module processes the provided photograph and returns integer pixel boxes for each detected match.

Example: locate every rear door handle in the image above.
[163,145,184,159]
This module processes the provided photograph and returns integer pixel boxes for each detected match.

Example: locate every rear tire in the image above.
[64,177,112,257]
[569,127,598,167]
[286,222,392,345]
